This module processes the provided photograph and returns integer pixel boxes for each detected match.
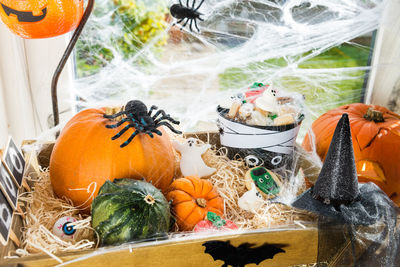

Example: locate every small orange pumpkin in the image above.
[0,0,83,39]
[50,107,176,213]
[303,103,400,205]
[167,176,224,231]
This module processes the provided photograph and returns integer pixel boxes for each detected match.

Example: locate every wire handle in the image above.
[51,0,95,128]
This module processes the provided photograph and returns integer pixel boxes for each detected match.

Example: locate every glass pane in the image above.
[74,0,379,136]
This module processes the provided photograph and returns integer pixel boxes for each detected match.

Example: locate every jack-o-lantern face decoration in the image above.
[0,0,84,39]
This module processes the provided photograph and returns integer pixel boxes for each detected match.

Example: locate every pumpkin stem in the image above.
[364,107,384,122]
[105,106,124,121]
[196,198,207,208]
[144,195,156,205]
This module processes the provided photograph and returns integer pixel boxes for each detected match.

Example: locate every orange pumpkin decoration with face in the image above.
[0,0,84,39]
[50,107,176,213]
[303,103,400,205]
[167,176,224,231]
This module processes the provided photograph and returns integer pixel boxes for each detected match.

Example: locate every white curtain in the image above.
[0,24,37,147]
[366,0,400,107]
[0,22,74,147]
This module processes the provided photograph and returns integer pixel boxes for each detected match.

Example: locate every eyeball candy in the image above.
[52,216,77,240]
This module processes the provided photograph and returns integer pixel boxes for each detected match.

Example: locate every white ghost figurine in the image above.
[238,183,264,212]
[173,138,216,178]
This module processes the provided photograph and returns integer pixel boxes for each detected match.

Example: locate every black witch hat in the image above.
[311,113,359,207]
[292,114,398,225]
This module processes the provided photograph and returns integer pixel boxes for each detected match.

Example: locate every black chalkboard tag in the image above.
[0,161,19,210]
[0,188,14,245]
[3,137,26,187]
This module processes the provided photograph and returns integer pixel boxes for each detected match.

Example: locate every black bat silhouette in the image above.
[203,240,286,267]
[1,3,47,23]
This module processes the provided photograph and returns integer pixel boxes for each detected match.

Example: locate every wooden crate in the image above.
[0,133,365,266]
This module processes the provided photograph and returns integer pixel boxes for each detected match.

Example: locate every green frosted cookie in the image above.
[245,167,282,199]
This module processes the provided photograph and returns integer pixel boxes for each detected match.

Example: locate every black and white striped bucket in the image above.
[217,106,303,172]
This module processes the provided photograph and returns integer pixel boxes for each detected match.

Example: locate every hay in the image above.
[12,135,314,259]
[202,144,316,230]
[13,168,97,258]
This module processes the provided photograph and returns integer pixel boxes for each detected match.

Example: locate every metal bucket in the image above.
[217,106,304,173]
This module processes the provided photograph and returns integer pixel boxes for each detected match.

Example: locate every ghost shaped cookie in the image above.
[238,182,264,212]
[173,138,216,178]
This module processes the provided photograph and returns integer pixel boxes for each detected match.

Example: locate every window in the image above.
[72,0,382,137]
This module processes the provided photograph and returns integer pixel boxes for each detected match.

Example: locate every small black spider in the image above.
[104,100,182,148]
[170,0,205,32]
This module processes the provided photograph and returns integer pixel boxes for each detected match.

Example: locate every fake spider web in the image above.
[62,0,385,211]
[72,0,384,136]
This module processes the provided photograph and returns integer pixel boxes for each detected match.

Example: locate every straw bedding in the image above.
[10,137,314,258]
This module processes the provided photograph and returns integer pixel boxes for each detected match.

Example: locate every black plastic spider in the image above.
[104,100,182,148]
[170,0,205,32]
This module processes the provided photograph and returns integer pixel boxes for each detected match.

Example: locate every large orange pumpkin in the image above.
[0,0,83,39]
[167,176,224,231]
[50,107,176,213]
[303,103,400,205]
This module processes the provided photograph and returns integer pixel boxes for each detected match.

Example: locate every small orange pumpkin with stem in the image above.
[167,176,224,231]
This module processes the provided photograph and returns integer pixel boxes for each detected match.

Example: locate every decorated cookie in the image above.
[238,103,254,121]
[194,212,238,232]
[279,105,297,116]
[255,89,279,114]
[238,182,264,212]
[246,110,271,126]
[173,138,216,178]
[245,82,268,103]
[245,167,282,199]
[277,96,294,105]
[52,216,77,240]
[228,101,241,119]
[273,113,295,126]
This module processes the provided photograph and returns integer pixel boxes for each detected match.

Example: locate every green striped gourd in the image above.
[91,178,171,246]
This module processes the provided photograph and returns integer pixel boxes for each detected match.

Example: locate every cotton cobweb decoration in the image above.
[72,0,385,134]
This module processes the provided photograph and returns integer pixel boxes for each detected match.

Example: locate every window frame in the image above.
[365,0,400,106]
